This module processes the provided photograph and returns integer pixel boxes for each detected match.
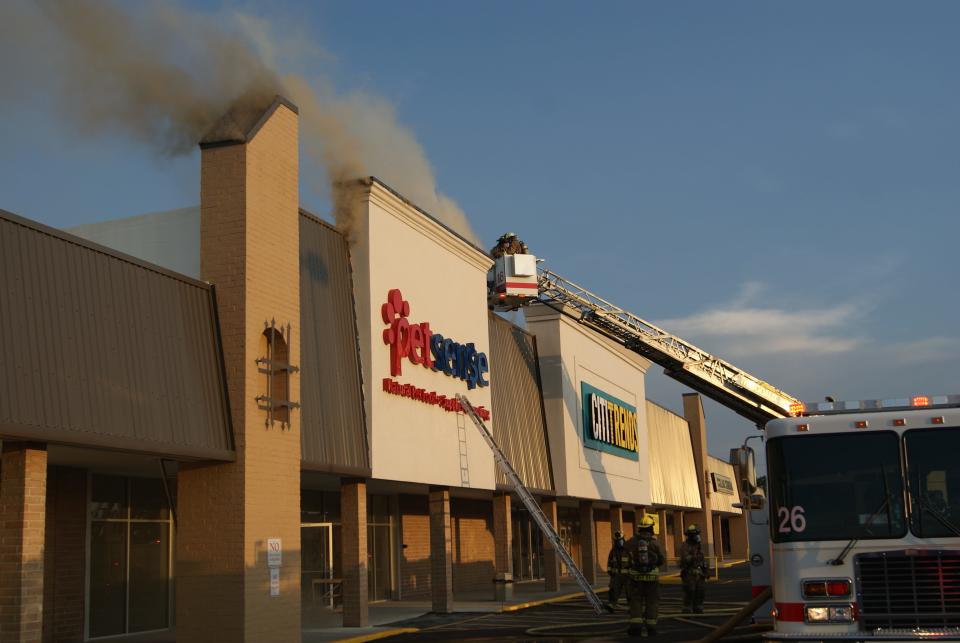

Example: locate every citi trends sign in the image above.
[581,382,639,461]
[381,288,490,390]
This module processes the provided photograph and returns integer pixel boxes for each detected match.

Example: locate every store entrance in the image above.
[511,508,544,581]
[302,523,339,607]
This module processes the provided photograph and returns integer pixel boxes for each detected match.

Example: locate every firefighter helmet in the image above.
[638,514,656,531]
[614,530,624,540]
[686,523,701,536]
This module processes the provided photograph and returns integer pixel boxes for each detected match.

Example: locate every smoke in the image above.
[0,0,478,243]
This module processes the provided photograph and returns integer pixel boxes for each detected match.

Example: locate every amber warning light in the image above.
[789,402,805,416]
[912,395,930,407]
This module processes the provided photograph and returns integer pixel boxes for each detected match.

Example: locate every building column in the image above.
[727,513,749,559]
[673,511,686,559]
[177,99,302,643]
[609,504,623,540]
[657,509,670,560]
[540,497,560,592]
[0,443,47,643]
[342,479,368,626]
[713,514,725,562]
[492,493,513,582]
[429,487,454,613]
[683,394,715,560]
[579,500,596,584]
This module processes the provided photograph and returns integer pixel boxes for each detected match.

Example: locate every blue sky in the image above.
[2,1,958,461]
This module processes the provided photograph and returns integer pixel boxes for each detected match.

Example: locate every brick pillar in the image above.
[683,393,715,558]
[0,443,47,643]
[429,487,454,612]
[177,98,302,643]
[492,493,513,582]
[609,504,623,541]
[657,509,669,559]
[578,500,596,584]
[342,479,368,626]
[540,497,560,592]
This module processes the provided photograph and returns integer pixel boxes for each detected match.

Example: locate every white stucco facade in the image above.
[524,302,652,504]
[350,180,496,490]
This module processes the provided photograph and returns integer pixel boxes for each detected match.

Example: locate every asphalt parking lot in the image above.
[383,563,766,642]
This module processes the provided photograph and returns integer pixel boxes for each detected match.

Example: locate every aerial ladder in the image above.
[476,239,800,618]
[488,249,801,426]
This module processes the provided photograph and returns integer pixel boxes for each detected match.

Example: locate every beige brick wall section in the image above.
[178,102,302,643]
[0,443,47,643]
[579,501,596,584]
[42,467,86,643]
[399,495,431,600]
[594,509,611,578]
[451,498,494,595]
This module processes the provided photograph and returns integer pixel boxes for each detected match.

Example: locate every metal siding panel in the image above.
[646,401,702,510]
[0,210,232,458]
[488,313,554,492]
[299,213,369,472]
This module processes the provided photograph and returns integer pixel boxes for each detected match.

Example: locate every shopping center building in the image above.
[0,98,746,642]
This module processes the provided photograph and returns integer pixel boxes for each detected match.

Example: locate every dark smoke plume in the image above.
[0,0,477,243]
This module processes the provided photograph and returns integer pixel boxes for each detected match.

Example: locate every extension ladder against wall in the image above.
[456,395,606,615]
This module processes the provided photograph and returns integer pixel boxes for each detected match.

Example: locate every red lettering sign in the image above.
[382,378,490,421]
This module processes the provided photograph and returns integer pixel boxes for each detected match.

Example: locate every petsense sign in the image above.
[581,382,639,461]
[381,289,489,390]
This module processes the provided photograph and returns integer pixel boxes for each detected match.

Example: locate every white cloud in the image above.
[654,283,867,358]
[884,336,960,364]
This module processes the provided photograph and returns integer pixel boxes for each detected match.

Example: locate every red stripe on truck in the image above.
[504,282,539,289]
[775,602,805,622]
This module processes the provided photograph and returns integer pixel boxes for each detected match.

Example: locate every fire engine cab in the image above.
[748,396,960,641]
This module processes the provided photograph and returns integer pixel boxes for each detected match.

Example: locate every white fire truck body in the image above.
[761,400,960,641]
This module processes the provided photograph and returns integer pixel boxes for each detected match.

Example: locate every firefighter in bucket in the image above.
[626,514,665,637]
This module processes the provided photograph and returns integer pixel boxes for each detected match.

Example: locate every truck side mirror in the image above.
[730,446,758,495]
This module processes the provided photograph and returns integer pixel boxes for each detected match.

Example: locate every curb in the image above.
[500,589,601,612]
[334,627,420,643]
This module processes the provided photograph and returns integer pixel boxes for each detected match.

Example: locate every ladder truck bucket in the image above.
[487,253,540,311]
[456,394,609,616]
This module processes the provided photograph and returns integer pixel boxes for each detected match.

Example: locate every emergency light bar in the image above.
[791,394,960,416]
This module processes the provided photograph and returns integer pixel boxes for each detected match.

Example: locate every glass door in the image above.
[301,523,336,607]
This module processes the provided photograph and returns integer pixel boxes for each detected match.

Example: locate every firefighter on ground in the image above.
[606,530,631,607]
[679,523,707,613]
[626,514,665,637]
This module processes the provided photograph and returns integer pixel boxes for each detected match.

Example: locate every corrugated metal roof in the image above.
[299,212,370,475]
[0,209,233,460]
[647,401,701,510]
[488,313,554,493]
[707,455,742,515]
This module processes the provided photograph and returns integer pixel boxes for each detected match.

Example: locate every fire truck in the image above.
[488,241,960,641]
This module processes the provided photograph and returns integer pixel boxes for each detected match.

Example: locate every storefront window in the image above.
[511,508,544,581]
[88,475,172,639]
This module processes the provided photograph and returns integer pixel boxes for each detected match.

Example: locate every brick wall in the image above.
[42,467,86,643]
[451,498,494,595]
[0,444,47,643]
[399,495,431,599]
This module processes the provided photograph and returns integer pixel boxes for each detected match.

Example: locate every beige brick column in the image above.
[657,509,670,559]
[341,479,368,626]
[578,500,596,584]
[429,487,454,612]
[683,393,715,561]
[0,443,47,643]
[177,98,302,643]
[492,493,513,582]
[540,497,560,592]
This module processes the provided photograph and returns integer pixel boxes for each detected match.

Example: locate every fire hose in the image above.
[697,586,773,643]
